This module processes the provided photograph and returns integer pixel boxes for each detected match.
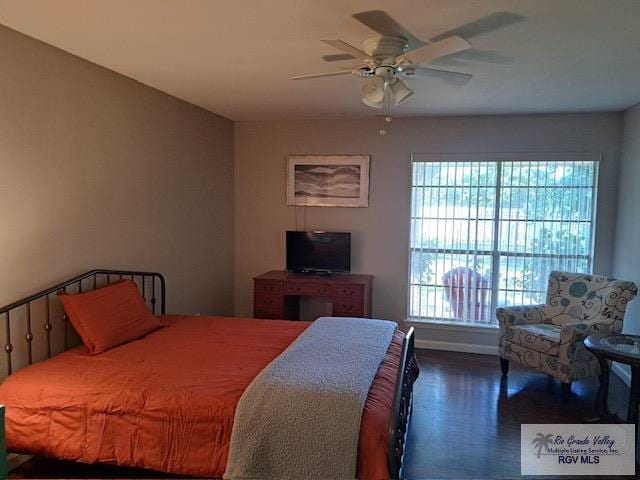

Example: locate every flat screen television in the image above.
[286,231,351,274]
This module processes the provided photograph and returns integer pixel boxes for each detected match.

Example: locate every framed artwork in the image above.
[286,155,370,207]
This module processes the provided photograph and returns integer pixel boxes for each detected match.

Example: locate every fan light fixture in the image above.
[389,78,414,105]
[360,76,414,109]
[361,76,385,108]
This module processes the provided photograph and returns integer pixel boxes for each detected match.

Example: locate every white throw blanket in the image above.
[224,316,396,480]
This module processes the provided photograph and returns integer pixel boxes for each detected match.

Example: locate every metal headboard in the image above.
[0,269,165,375]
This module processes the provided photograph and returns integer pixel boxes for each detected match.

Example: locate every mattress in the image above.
[0,315,407,479]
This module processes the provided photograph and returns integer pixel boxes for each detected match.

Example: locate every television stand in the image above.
[253,270,373,320]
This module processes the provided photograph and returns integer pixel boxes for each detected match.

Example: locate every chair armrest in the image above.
[496,304,546,334]
[558,318,621,366]
[560,318,620,344]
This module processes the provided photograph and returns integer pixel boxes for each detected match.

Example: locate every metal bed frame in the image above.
[388,326,415,479]
[0,269,415,479]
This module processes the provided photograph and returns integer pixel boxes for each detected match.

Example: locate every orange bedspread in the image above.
[0,315,405,479]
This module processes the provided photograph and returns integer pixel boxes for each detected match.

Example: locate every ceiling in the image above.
[1,0,639,121]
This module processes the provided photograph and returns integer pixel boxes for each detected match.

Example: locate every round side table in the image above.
[584,333,640,425]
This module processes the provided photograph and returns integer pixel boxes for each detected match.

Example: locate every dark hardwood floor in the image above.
[10,349,636,479]
[403,349,636,480]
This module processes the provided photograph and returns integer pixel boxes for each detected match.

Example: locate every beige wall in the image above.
[0,25,235,316]
[235,114,622,344]
[613,103,640,336]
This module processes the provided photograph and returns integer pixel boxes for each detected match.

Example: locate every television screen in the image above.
[286,231,351,274]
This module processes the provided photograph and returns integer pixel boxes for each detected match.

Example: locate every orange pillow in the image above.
[58,280,162,354]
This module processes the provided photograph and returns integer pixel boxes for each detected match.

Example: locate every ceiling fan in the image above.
[292,11,524,111]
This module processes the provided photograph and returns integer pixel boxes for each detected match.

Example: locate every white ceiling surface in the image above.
[1,0,639,121]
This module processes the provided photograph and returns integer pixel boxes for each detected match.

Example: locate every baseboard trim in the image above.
[611,362,631,387]
[415,338,499,355]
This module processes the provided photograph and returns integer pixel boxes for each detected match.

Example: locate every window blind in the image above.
[409,157,598,325]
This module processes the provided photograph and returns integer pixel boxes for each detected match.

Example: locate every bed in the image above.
[0,269,417,479]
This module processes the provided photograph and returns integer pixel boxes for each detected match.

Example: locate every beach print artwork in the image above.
[295,164,361,199]
[286,156,370,207]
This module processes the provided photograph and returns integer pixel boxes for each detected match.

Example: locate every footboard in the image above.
[387,327,415,479]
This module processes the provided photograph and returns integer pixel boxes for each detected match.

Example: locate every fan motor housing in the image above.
[361,35,408,63]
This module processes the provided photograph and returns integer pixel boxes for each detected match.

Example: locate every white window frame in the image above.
[407,151,601,327]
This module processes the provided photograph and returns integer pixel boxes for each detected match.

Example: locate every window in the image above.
[408,153,599,326]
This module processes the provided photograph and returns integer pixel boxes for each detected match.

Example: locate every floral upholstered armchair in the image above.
[497,271,637,400]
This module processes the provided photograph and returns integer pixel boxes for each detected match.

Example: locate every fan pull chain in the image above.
[380,78,393,135]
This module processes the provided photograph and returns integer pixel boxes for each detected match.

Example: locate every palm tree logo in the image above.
[532,433,554,458]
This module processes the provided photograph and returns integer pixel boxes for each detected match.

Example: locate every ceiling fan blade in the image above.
[321,39,373,61]
[429,56,468,68]
[410,67,472,86]
[322,53,355,62]
[430,12,525,42]
[352,10,423,49]
[430,49,513,67]
[450,49,514,64]
[400,36,471,65]
[291,69,355,80]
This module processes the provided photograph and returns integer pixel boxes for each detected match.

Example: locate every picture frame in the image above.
[286,155,370,207]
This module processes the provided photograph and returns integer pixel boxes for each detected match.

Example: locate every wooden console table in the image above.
[253,270,372,320]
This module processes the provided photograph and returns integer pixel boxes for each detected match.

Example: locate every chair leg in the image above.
[500,357,509,376]
[561,382,572,402]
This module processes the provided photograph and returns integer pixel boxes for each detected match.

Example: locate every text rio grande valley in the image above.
[546,435,620,463]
